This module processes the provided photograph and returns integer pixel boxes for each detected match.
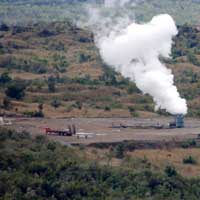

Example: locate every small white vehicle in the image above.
[76,132,94,139]
[0,117,12,126]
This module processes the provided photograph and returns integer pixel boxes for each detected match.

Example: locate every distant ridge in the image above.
[0,0,200,25]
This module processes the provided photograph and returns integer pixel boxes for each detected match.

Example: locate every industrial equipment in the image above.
[44,124,76,136]
[110,115,185,130]
[169,114,184,128]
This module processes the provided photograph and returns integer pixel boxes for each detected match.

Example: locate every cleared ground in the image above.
[3,116,200,177]
[6,117,200,144]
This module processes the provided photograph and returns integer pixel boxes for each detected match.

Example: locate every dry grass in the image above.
[83,147,200,177]
[137,111,158,118]
[83,148,122,167]
[10,71,48,80]
[67,62,103,79]
[172,62,200,73]
[129,148,200,177]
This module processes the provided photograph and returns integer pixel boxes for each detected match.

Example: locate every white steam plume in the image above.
[96,14,187,115]
[81,1,188,115]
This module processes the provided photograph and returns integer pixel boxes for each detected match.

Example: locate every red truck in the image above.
[44,124,76,136]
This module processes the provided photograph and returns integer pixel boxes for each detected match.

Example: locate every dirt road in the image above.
[5,117,200,144]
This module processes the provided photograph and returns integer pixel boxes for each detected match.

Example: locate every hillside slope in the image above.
[0,22,200,118]
[1,128,200,199]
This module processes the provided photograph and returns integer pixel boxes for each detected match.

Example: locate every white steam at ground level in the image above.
[95,14,188,115]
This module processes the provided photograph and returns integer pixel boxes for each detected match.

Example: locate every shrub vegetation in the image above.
[1,128,200,199]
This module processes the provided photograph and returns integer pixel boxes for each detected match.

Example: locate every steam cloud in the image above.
[86,2,188,115]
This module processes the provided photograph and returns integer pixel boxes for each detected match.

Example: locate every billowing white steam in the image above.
[96,14,188,115]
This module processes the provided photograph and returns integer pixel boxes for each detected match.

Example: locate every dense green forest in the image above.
[1,127,200,200]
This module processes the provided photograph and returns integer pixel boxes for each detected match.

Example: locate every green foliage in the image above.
[183,156,197,165]
[2,97,11,109]
[181,139,197,148]
[0,128,30,141]
[51,99,61,109]
[79,53,91,63]
[48,76,56,92]
[110,102,123,109]
[165,165,177,177]
[131,111,140,117]
[5,81,26,99]
[72,75,99,85]
[47,141,57,151]
[72,101,82,110]
[100,64,119,86]
[23,110,44,118]
[0,56,48,74]
[49,41,65,51]
[127,84,140,94]
[23,104,44,117]
[187,51,200,66]
[34,111,44,118]
[0,72,11,84]
[114,144,125,159]
[34,134,47,143]
[104,106,111,111]
[78,36,92,43]
[128,106,135,113]
[53,53,68,72]
[1,129,200,199]
[176,69,199,84]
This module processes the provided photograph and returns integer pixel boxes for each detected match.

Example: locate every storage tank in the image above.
[175,114,184,128]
